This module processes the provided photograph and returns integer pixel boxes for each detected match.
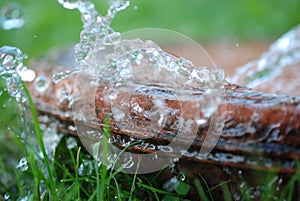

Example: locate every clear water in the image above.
[0,46,35,103]
[0,2,25,30]
[0,45,62,177]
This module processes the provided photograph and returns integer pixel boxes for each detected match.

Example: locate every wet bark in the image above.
[27,64,300,200]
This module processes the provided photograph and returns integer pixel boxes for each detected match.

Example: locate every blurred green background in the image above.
[0,0,299,58]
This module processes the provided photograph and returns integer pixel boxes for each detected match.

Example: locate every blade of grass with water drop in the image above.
[22,81,57,200]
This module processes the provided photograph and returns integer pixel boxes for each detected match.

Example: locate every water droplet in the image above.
[58,0,79,10]
[34,75,49,92]
[67,125,77,132]
[16,157,28,172]
[0,2,25,30]
[109,91,118,100]
[52,68,79,83]
[162,177,179,192]
[169,163,176,173]
[78,160,93,176]
[60,90,73,108]
[196,119,207,126]
[107,0,130,18]
[66,137,77,149]
[19,195,29,201]
[151,154,158,160]
[17,66,36,82]
[120,152,134,169]
[4,193,10,200]
[177,172,186,181]
[159,145,173,153]
[0,46,27,102]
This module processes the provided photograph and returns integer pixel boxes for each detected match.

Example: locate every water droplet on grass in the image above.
[0,2,25,30]
[16,157,28,172]
[17,66,36,82]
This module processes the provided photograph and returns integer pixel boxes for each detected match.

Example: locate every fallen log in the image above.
[27,59,300,199]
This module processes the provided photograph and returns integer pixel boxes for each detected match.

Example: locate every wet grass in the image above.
[1,80,300,200]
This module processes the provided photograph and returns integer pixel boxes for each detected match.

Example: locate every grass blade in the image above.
[22,81,57,200]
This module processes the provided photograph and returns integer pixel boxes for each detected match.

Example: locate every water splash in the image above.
[53,0,129,82]
[0,46,35,103]
[230,25,300,88]
[56,0,224,173]
[0,2,25,30]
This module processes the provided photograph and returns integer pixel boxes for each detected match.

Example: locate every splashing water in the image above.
[53,0,126,82]
[0,46,35,103]
[0,2,25,30]
[230,25,300,88]
[55,0,225,173]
